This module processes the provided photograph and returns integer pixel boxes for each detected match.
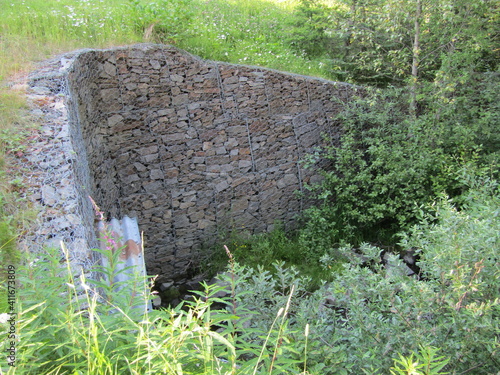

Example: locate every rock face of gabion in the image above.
[26,44,356,283]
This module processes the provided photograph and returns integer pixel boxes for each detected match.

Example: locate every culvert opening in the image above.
[61,44,354,299]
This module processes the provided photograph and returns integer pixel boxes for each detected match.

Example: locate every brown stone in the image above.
[46,43,355,286]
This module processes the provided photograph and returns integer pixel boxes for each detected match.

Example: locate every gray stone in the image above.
[215,180,230,193]
[150,59,161,70]
[277,173,299,189]
[103,62,116,77]
[150,169,164,180]
[30,86,52,95]
[107,114,123,127]
[41,185,59,206]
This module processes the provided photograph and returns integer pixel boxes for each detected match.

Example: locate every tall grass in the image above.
[1,0,141,48]
[0,239,308,374]
[4,181,497,373]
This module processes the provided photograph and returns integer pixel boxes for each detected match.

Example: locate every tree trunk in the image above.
[410,0,422,116]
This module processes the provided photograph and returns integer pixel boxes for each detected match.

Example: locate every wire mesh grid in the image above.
[14,50,98,276]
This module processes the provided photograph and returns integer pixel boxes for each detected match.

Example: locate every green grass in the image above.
[0,85,32,271]
[1,0,335,79]
[178,0,333,77]
[1,0,140,47]
[204,226,345,290]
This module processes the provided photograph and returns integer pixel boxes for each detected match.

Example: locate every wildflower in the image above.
[0,313,11,324]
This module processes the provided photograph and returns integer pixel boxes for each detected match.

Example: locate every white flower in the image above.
[0,313,11,324]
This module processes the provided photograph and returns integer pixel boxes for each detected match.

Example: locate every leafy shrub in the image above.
[390,345,450,375]
[301,87,451,250]
[227,176,499,373]
[401,172,500,303]
[300,79,499,259]
[286,0,334,58]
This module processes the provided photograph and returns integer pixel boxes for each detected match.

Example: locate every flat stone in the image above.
[103,61,116,76]
[215,180,229,193]
[150,169,164,180]
[41,185,58,206]
[239,160,252,169]
[150,60,161,70]
[66,214,81,225]
[143,200,155,209]
[277,173,299,189]
[30,86,52,95]
[107,114,123,127]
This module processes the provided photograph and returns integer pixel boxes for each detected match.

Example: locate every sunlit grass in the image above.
[178,0,334,78]
[1,0,334,79]
[1,0,140,47]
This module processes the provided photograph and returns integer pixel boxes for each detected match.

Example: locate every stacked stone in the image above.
[65,44,356,283]
[13,52,98,274]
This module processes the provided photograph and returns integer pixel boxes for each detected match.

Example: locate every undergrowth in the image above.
[204,226,345,290]
[1,174,498,373]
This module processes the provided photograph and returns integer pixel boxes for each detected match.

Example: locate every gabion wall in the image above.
[31,44,355,283]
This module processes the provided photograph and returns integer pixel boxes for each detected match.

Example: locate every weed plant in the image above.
[1,173,498,373]
[206,226,344,289]
[0,237,309,374]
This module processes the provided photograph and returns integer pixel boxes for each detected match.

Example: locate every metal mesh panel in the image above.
[17,50,98,275]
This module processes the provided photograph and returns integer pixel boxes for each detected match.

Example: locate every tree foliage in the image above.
[290,0,499,250]
[290,0,500,86]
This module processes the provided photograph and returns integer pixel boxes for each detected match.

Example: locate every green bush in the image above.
[2,177,498,373]
[301,87,451,250]
[228,177,499,373]
[401,172,500,303]
[300,79,498,259]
